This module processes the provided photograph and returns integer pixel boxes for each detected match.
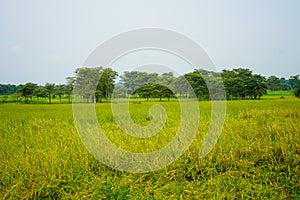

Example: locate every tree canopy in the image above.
[1,67,299,103]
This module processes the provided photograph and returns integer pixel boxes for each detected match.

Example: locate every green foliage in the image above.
[291,75,300,97]
[184,70,208,100]
[0,84,19,95]
[120,71,159,95]
[0,95,8,104]
[267,75,281,92]
[222,68,267,100]
[20,82,38,103]
[44,83,55,103]
[134,83,174,101]
[1,67,300,104]
[96,68,118,102]
[73,67,118,103]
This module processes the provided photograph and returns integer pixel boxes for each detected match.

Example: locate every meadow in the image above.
[1,97,300,199]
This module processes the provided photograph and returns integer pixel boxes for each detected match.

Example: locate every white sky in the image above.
[0,0,299,85]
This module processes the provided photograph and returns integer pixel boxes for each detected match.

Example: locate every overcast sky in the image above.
[0,0,299,85]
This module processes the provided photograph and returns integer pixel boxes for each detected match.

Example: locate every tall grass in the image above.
[1,99,300,199]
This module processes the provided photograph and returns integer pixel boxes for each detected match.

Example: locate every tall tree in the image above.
[97,68,118,102]
[45,83,55,103]
[172,75,190,98]
[280,77,291,91]
[184,70,208,100]
[134,83,174,101]
[34,87,46,103]
[290,75,300,97]
[267,75,281,92]
[73,67,103,103]
[0,84,18,95]
[73,67,117,103]
[134,83,155,101]
[20,82,37,103]
[120,71,159,95]
[247,74,267,99]
[56,84,65,104]
[66,77,75,103]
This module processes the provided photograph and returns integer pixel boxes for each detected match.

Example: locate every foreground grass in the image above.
[1,99,300,199]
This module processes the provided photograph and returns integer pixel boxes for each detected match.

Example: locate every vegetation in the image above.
[1,99,300,199]
[1,67,299,103]
[1,67,300,198]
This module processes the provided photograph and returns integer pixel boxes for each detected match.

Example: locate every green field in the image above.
[1,98,300,199]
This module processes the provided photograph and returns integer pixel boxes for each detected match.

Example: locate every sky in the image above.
[0,0,299,85]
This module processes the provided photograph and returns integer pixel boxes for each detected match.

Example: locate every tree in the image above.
[267,75,281,92]
[45,83,55,103]
[66,77,75,103]
[160,72,175,85]
[134,83,174,101]
[97,68,118,102]
[290,75,300,97]
[222,68,267,100]
[0,84,18,95]
[172,75,190,98]
[20,82,38,103]
[232,68,253,99]
[11,93,22,103]
[74,67,103,103]
[0,96,8,104]
[184,71,208,100]
[120,71,159,95]
[134,83,155,101]
[34,87,46,103]
[56,84,65,104]
[247,74,267,99]
[73,67,118,103]
[280,77,291,91]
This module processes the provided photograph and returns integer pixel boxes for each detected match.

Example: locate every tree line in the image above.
[0,67,299,103]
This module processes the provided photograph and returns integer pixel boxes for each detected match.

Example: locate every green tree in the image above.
[291,75,300,97]
[0,95,8,104]
[222,68,262,100]
[134,83,174,101]
[267,75,281,92]
[280,77,291,91]
[0,84,18,95]
[97,68,118,102]
[34,87,46,103]
[73,67,102,103]
[73,67,117,103]
[11,93,22,103]
[120,71,159,95]
[247,74,267,99]
[20,82,38,103]
[134,83,155,101]
[184,70,208,100]
[172,75,190,98]
[56,84,65,104]
[66,77,75,103]
[45,83,55,103]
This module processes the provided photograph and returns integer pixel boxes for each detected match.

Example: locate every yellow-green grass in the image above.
[1,99,300,199]
[261,90,295,100]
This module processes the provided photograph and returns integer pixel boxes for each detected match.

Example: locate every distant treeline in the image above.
[0,67,299,103]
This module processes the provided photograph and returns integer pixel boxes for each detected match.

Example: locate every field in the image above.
[1,98,300,199]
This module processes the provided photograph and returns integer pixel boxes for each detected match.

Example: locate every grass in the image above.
[1,98,300,199]
[261,90,295,100]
